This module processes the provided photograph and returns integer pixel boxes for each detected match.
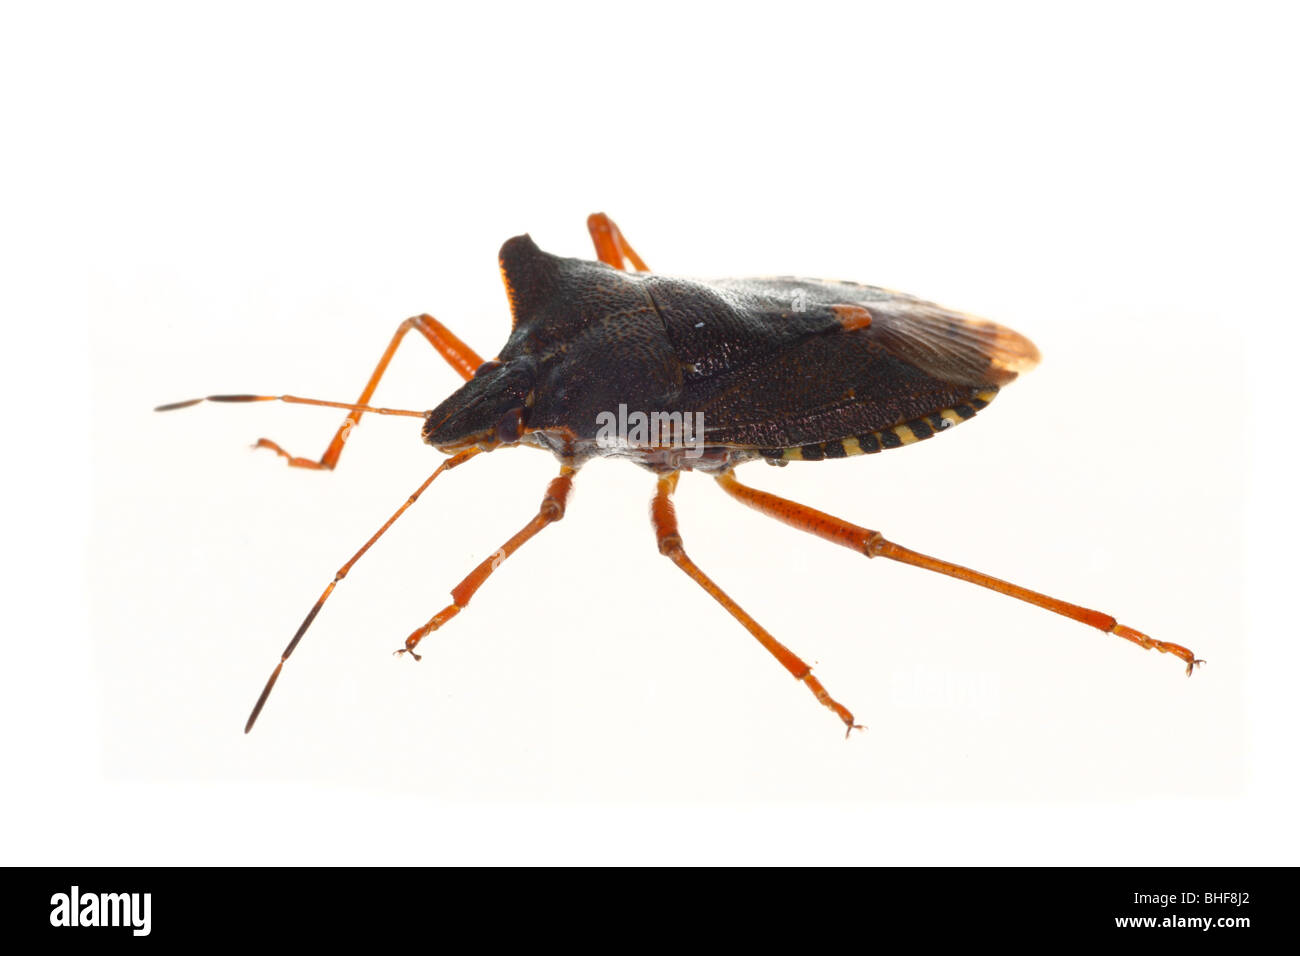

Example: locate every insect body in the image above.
[158,213,1201,735]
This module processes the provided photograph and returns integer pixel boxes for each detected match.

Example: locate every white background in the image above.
[4,1,1296,864]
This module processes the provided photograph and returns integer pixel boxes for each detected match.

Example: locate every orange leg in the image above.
[587,212,651,272]
[257,313,486,471]
[652,472,863,736]
[399,467,577,659]
[715,470,1203,675]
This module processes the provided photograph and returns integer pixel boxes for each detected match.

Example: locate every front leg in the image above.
[399,467,577,658]
[256,313,486,471]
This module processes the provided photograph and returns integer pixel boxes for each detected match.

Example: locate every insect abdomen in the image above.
[758,388,998,462]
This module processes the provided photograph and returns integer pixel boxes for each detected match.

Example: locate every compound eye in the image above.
[495,406,526,444]
[474,359,503,377]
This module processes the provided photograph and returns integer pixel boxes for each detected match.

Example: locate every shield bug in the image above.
[157,212,1202,735]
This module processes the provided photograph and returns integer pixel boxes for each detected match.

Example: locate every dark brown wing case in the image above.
[477,236,1038,453]
[644,275,1039,449]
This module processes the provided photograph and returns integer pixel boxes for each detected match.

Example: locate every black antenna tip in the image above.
[154,399,202,412]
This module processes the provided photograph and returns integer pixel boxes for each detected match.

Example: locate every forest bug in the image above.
[157,212,1202,735]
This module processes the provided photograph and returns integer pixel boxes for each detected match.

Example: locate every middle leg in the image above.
[587,212,651,272]
[651,472,862,736]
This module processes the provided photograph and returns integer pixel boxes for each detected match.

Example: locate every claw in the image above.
[1111,624,1202,676]
[253,437,330,470]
